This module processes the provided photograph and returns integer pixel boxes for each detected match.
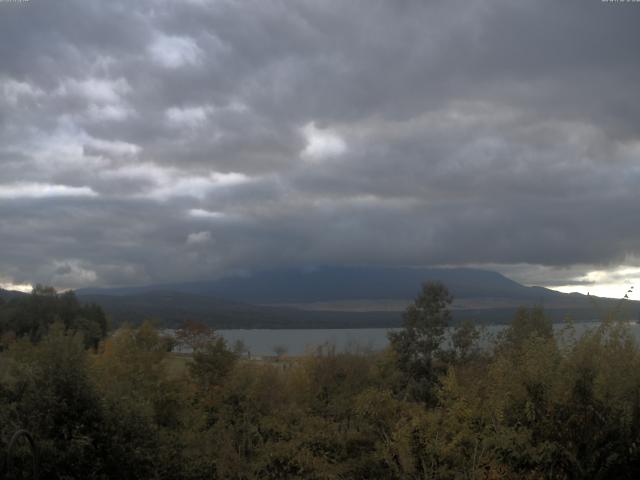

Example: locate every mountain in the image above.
[75,266,640,328]
[77,266,561,302]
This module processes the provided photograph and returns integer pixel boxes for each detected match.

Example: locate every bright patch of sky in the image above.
[551,266,640,301]
[188,209,228,219]
[186,231,213,245]
[301,122,347,161]
[0,282,32,293]
[149,35,204,68]
[0,183,97,199]
[166,106,211,128]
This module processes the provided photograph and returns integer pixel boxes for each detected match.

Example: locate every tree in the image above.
[175,320,217,353]
[0,323,106,478]
[0,286,107,348]
[388,281,452,404]
[450,319,481,363]
[232,339,250,357]
[498,306,552,353]
[90,321,187,476]
[189,337,238,391]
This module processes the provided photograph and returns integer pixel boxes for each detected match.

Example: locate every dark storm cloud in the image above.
[1,0,639,289]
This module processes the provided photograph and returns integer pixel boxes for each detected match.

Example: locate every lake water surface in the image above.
[216,322,640,357]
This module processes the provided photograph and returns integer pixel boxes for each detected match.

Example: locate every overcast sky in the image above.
[1,0,639,297]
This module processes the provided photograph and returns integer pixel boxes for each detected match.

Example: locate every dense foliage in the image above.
[0,286,108,349]
[1,283,640,479]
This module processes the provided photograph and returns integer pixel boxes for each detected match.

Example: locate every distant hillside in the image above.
[0,288,27,300]
[75,266,640,328]
[78,266,562,302]
[78,290,401,329]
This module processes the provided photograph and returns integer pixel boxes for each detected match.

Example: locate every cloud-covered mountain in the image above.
[76,267,639,328]
[77,266,558,302]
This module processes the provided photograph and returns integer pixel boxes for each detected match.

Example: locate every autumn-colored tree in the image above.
[175,319,217,353]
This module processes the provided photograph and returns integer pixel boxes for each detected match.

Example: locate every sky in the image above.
[1,0,640,298]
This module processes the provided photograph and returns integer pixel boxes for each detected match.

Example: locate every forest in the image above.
[1,283,640,479]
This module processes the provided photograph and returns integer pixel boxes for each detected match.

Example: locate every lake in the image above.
[213,321,640,357]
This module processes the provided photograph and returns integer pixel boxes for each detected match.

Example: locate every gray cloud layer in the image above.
[1,0,639,288]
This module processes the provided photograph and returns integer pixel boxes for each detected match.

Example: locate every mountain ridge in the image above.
[70,266,638,327]
[4,267,636,328]
[76,266,563,302]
